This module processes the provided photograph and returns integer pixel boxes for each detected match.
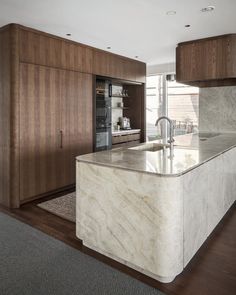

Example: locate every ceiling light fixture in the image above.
[185,24,191,28]
[201,6,215,12]
[166,11,176,16]
[66,33,71,36]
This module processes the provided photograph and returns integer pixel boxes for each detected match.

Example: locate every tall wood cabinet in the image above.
[19,64,93,201]
[0,23,146,208]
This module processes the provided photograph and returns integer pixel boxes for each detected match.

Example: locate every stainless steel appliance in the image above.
[119,117,131,130]
[95,78,112,151]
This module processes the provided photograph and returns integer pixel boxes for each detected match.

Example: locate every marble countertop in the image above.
[76,132,236,176]
[112,129,141,136]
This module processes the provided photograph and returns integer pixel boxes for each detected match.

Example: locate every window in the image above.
[146,75,199,141]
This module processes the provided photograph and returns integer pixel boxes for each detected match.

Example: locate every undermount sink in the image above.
[129,143,170,152]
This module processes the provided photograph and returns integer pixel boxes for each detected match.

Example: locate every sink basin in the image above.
[129,143,170,152]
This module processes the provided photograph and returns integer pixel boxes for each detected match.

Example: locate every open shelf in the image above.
[112,106,129,110]
[112,95,130,98]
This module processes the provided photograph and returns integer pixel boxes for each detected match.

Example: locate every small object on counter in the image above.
[119,117,131,129]
[117,102,124,108]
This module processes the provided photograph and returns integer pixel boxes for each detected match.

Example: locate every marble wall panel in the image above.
[199,86,236,133]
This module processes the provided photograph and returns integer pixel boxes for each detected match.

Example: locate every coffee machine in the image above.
[119,117,131,130]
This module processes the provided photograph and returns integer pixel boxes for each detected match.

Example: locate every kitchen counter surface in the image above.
[112,129,141,136]
[76,132,236,176]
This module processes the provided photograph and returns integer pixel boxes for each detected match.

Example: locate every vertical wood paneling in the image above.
[176,34,236,86]
[19,29,93,73]
[0,28,11,207]
[0,24,20,208]
[60,70,93,186]
[1,23,144,206]
[19,63,62,201]
[123,84,145,142]
[19,64,93,202]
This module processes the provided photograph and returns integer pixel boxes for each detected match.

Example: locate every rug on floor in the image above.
[37,192,76,222]
[0,212,165,295]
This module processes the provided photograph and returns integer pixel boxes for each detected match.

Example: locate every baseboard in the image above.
[20,184,75,205]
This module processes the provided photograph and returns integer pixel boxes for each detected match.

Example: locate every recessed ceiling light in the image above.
[107,46,111,49]
[66,33,71,36]
[185,24,191,28]
[166,11,176,16]
[201,6,215,12]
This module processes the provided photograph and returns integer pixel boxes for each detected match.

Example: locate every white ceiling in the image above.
[0,0,235,65]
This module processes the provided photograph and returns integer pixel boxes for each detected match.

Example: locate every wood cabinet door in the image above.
[176,35,236,84]
[60,70,93,186]
[19,63,63,201]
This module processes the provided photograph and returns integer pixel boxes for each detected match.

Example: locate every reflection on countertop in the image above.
[76,132,236,176]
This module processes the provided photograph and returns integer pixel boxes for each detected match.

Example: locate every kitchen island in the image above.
[76,133,236,283]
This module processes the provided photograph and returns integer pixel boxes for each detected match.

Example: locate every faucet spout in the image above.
[155,116,175,144]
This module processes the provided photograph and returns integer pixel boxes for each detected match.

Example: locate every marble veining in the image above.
[77,132,236,176]
[199,86,236,133]
[76,146,236,283]
[77,162,184,282]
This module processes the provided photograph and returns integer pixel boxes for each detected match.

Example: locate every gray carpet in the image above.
[37,193,76,222]
[0,212,165,295]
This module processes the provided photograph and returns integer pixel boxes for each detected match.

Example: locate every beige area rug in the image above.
[37,192,76,222]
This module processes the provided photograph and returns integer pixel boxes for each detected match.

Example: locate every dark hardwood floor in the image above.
[0,190,235,295]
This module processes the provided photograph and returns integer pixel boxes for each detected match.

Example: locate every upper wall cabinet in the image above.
[93,49,146,83]
[176,34,236,87]
[19,26,146,83]
[19,29,93,73]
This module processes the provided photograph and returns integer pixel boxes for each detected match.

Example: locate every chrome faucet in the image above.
[155,116,175,145]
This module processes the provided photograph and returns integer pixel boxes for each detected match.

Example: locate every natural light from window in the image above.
[146,75,199,141]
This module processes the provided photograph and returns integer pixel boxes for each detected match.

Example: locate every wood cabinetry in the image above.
[60,70,93,189]
[19,29,93,73]
[93,49,145,82]
[19,26,146,83]
[176,34,236,87]
[112,132,140,148]
[0,23,145,207]
[19,64,93,201]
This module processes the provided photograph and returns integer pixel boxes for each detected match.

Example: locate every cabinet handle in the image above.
[60,130,63,149]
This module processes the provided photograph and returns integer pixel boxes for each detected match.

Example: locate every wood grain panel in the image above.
[135,62,146,83]
[19,64,93,201]
[19,24,145,82]
[19,29,93,73]
[60,70,93,186]
[19,63,62,201]
[123,84,145,142]
[93,49,146,82]
[176,34,236,87]
[0,27,11,207]
[0,24,20,208]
